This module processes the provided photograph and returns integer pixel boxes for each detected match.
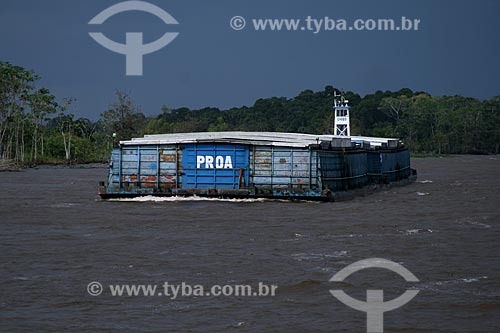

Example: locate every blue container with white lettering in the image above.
[182,144,249,189]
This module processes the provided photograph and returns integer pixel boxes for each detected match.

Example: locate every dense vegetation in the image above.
[1,61,498,165]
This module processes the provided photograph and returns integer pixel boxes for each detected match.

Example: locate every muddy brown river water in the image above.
[1,155,499,332]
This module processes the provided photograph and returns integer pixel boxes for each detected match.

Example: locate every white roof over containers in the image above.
[120,132,401,148]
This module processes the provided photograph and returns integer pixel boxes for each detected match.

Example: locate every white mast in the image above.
[333,91,350,136]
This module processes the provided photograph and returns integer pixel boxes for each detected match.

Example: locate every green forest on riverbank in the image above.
[1,61,499,165]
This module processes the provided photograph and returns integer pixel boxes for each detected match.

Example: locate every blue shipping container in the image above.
[181,144,249,189]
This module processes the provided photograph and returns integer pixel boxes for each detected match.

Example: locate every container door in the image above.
[181,144,249,189]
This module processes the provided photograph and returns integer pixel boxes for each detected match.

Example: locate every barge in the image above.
[98,132,416,201]
[98,95,416,201]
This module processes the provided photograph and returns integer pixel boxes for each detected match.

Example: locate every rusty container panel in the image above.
[157,145,179,188]
[251,146,318,189]
[106,144,180,192]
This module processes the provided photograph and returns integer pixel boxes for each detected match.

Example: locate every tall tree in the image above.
[101,90,145,142]
[56,98,75,162]
[27,88,57,161]
[0,61,38,161]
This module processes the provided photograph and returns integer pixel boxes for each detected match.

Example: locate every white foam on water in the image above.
[416,192,429,196]
[49,203,78,208]
[419,180,433,183]
[466,221,491,229]
[292,251,348,261]
[107,195,320,203]
[318,267,336,273]
[457,217,492,229]
[12,276,29,281]
[403,228,434,235]
[108,195,267,203]
[416,276,489,293]
[461,276,488,283]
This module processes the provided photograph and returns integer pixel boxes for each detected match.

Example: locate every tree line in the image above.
[1,61,498,165]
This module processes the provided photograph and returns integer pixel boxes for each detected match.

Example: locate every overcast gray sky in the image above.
[1,0,499,119]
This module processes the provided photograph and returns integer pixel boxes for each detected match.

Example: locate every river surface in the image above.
[1,155,499,332]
